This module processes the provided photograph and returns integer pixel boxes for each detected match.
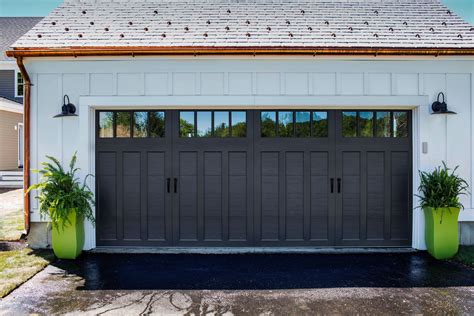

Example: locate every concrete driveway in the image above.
[0,252,473,315]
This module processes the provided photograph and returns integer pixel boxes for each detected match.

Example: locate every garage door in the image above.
[96,110,412,247]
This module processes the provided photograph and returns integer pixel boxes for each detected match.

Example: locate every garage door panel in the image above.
[97,175,117,240]
[286,177,304,240]
[146,152,167,241]
[147,175,166,240]
[285,152,304,240]
[391,151,410,240]
[204,175,223,240]
[260,174,279,240]
[122,152,141,240]
[341,152,361,240]
[228,172,248,241]
[366,152,385,240]
[97,152,117,241]
[310,152,331,241]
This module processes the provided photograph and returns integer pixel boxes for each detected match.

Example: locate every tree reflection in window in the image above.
[99,112,114,138]
[342,112,357,137]
[261,112,277,137]
[231,111,246,137]
[214,111,229,137]
[180,111,195,137]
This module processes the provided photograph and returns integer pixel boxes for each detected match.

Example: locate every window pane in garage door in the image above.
[261,111,277,137]
[116,112,131,138]
[133,112,148,138]
[312,112,328,137]
[149,111,165,137]
[376,112,391,137]
[342,111,357,137]
[359,111,374,137]
[214,111,229,137]
[98,112,114,138]
[197,111,212,137]
[394,112,408,137]
[231,111,246,137]
[278,111,294,137]
[180,111,195,137]
[295,111,310,137]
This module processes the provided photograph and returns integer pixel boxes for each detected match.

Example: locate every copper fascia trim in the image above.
[16,57,31,234]
[7,46,474,57]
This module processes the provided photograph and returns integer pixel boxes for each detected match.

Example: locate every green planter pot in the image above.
[423,207,460,260]
[52,210,85,259]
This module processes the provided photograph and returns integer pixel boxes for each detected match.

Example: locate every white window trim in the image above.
[14,71,24,98]
[17,123,23,168]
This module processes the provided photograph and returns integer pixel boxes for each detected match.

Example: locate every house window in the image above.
[15,72,24,97]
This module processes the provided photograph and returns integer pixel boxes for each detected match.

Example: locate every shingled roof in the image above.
[0,17,43,61]
[9,0,474,55]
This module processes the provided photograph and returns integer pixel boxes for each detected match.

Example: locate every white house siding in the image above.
[24,56,474,250]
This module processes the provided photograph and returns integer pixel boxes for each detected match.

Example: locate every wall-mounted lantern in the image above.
[431,92,456,115]
[53,95,78,118]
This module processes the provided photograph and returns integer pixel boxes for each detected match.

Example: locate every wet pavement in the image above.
[0,252,473,314]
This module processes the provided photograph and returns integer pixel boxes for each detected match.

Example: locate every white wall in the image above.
[24,56,474,249]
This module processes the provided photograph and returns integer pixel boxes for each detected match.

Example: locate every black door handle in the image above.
[174,178,178,193]
[337,178,341,193]
[166,178,170,193]
[330,178,334,193]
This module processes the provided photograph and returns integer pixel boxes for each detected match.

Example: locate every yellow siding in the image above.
[0,110,22,170]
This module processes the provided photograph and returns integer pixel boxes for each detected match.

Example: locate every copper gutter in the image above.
[6,46,474,57]
[16,57,31,234]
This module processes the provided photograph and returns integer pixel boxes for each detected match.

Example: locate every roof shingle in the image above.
[11,0,474,50]
[0,17,43,61]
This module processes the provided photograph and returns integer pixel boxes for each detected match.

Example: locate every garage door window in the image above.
[98,112,114,138]
[133,112,148,138]
[231,111,246,137]
[261,111,328,138]
[180,111,247,138]
[116,112,131,138]
[313,112,328,137]
[376,112,391,137]
[343,111,409,138]
[98,111,166,138]
[393,112,408,138]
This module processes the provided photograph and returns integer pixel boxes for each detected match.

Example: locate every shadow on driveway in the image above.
[52,252,474,290]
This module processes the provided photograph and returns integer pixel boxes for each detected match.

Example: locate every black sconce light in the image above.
[431,92,456,114]
[53,95,78,118]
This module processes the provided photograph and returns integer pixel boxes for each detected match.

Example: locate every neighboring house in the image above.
[0,17,42,170]
[7,0,474,250]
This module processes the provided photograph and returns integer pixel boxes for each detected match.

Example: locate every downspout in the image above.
[16,57,31,234]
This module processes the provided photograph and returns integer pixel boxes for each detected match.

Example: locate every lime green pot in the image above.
[51,210,85,259]
[423,207,460,260]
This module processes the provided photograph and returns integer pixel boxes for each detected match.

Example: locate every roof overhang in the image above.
[7,46,474,58]
[0,97,23,114]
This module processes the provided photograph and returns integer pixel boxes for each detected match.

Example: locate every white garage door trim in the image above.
[77,95,430,250]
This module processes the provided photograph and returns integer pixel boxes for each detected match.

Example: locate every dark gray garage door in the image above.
[96,110,412,247]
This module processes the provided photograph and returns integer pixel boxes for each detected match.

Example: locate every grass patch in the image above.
[453,246,474,267]
[0,209,23,241]
[0,248,54,298]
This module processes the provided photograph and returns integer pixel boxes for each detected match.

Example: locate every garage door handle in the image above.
[174,178,178,193]
[330,178,334,193]
[337,178,341,193]
[166,178,170,193]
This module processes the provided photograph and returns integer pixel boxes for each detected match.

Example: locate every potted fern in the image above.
[417,162,469,259]
[28,153,94,259]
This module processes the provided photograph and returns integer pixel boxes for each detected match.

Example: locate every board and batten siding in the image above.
[24,57,474,250]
